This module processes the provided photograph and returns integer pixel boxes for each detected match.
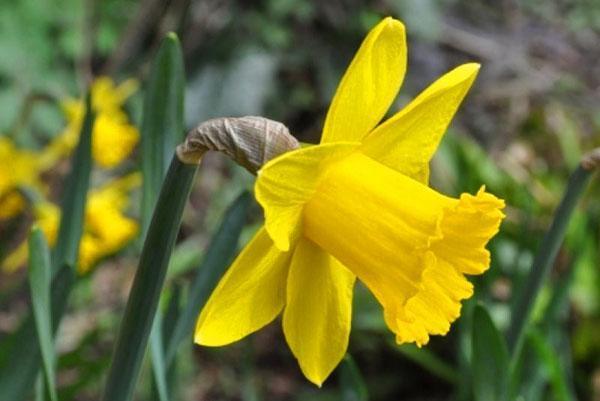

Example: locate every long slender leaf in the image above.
[102,156,196,401]
[507,163,595,355]
[510,336,547,401]
[472,304,509,401]
[28,228,57,401]
[140,32,185,401]
[339,354,368,401]
[163,285,182,345]
[164,191,251,365]
[0,91,92,401]
[140,32,185,237]
[150,313,169,401]
[528,330,576,401]
[52,93,94,274]
[162,285,182,401]
[0,265,75,401]
[35,375,44,401]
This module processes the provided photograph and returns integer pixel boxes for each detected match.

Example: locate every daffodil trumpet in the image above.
[186,17,505,386]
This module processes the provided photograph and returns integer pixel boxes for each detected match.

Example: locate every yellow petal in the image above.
[282,238,355,386]
[361,63,480,183]
[0,191,26,220]
[320,17,406,144]
[195,227,291,346]
[92,115,140,168]
[255,142,359,251]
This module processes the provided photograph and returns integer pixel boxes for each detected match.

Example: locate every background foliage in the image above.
[0,0,599,400]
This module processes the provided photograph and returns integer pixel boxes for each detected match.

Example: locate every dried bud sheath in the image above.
[177,116,300,174]
[581,148,600,171]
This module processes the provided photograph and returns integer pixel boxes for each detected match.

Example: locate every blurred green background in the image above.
[0,0,599,400]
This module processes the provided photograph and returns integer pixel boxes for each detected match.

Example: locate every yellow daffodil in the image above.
[39,77,140,169]
[194,17,505,385]
[2,173,140,274]
[0,137,44,219]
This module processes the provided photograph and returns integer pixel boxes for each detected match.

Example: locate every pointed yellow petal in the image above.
[361,63,480,182]
[320,17,406,144]
[282,238,355,386]
[255,142,359,251]
[195,227,291,346]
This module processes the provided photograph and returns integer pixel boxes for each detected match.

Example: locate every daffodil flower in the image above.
[39,77,140,169]
[2,174,140,274]
[194,17,505,386]
[0,137,44,219]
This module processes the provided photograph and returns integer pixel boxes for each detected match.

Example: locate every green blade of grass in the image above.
[102,156,196,401]
[527,330,576,401]
[28,228,57,401]
[150,313,169,401]
[507,157,597,356]
[161,285,182,401]
[0,265,75,401]
[472,304,509,401]
[140,32,185,237]
[0,91,92,401]
[35,375,44,401]
[52,93,94,274]
[164,191,251,365]
[339,354,368,401]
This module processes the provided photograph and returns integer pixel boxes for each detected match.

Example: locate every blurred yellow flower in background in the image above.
[1,76,141,274]
[2,173,140,274]
[0,137,45,219]
[40,77,140,169]
[195,17,505,386]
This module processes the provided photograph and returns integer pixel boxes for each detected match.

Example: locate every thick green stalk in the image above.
[507,151,598,356]
[102,156,196,401]
[164,191,251,365]
[140,33,185,238]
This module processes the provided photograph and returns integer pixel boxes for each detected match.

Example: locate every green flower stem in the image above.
[102,156,196,401]
[507,151,599,357]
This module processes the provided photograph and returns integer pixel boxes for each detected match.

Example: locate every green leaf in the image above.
[35,375,44,401]
[472,304,509,401]
[52,93,94,274]
[0,90,91,401]
[507,164,594,355]
[0,265,75,401]
[527,330,576,401]
[140,32,185,237]
[159,285,182,401]
[162,285,182,345]
[102,156,196,401]
[149,313,169,401]
[164,191,251,365]
[138,32,185,401]
[339,354,368,401]
[28,228,57,401]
